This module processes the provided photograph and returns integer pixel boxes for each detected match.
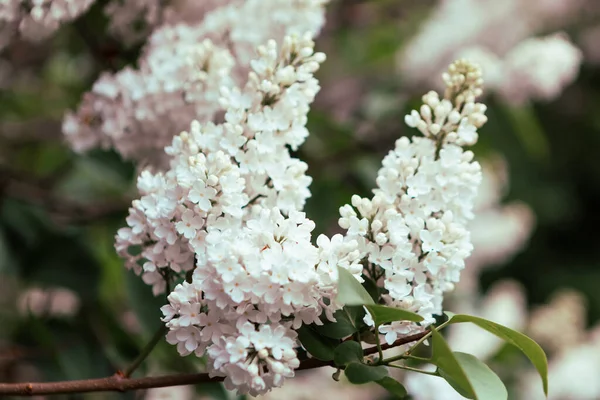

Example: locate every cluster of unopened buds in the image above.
[114,30,487,393]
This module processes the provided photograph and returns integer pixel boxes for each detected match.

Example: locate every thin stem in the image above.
[122,325,168,378]
[380,353,430,365]
[386,364,439,376]
[404,354,430,362]
[374,325,384,362]
[379,353,406,365]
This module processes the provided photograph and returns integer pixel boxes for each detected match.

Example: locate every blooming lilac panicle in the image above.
[63,0,329,165]
[336,60,486,343]
[117,35,336,395]
[116,32,487,392]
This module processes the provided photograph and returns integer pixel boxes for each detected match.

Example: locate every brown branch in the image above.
[0,331,429,396]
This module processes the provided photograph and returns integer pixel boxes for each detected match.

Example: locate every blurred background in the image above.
[1,0,600,398]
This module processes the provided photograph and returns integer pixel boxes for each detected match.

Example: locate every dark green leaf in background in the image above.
[345,361,388,384]
[316,306,364,339]
[297,325,339,361]
[333,340,363,366]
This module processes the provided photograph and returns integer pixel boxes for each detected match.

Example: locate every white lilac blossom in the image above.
[401,157,536,400]
[116,35,341,395]
[0,0,95,50]
[403,158,534,399]
[339,60,487,343]
[63,0,329,165]
[116,44,487,392]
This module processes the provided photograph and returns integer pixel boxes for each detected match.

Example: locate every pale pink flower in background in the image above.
[17,286,80,317]
[500,33,583,104]
[398,0,586,104]
[518,294,600,400]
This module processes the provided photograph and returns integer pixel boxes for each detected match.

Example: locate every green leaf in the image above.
[344,361,388,384]
[376,376,408,399]
[333,340,363,366]
[431,330,508,400]
[297,325,338,361]
[316,306,364,339]
[443,314,548,396]
[430,329,476,399]
[365,304,424,325]
[450,352,507,400]
[336,266,375,306]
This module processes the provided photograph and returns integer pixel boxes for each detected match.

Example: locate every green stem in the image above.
[374,325,384,362]
[123,325,168,378]
[379,353,406,365]
[404,355,430,362]
[386,364,439,376]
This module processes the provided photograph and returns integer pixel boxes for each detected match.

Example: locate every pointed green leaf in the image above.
[376,376,408,398]
[334,340,363,366]
[446,352,507,400]
[297,326,338,361]
[365,304,424,325]
[444,314,548,395]
[430,329,476,399]
[336,267,375,306]
[344,361,388,384]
